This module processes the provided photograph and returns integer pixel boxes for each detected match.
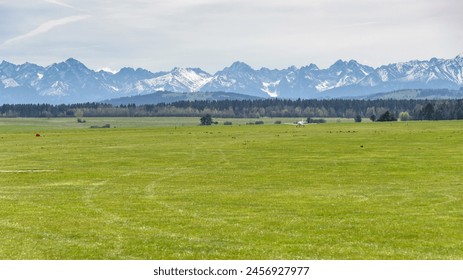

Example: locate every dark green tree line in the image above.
[0,99,462,120]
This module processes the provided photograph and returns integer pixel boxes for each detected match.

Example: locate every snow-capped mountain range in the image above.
[1,54,462,104]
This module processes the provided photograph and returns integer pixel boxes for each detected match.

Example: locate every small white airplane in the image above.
[284,119,311,127]
[296,119,307,126]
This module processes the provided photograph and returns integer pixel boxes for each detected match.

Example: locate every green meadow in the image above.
[0,118,461,259]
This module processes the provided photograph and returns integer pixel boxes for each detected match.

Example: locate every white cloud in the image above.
[0,15,89,48]
[1,0,462,72]
[44,0,76,9]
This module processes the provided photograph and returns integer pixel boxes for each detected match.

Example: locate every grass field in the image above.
[0,118,461,259]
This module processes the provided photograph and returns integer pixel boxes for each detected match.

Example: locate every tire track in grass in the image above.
[428,193,459,208]
[143,169,212,242]
[0,169,56,173]
[162,138,290,249]
[143,136,218,225]
[0,180,95,257]
[0,219,86,258]
[82,180,132,258]
[142,167,262,250]
[83,173,208,258]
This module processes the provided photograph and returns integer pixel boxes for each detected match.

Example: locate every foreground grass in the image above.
[0,118,461,259]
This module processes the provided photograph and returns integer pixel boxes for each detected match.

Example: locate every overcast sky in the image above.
[0,0,462,73]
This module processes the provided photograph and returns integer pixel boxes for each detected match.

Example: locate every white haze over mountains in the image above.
[0,55,462,104]
[0,0,462,73]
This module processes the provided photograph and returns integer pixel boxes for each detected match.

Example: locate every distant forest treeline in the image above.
[0,99,462,120]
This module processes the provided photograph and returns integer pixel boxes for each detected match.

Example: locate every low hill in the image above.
[364,88,463,100]
[103,91,263,105]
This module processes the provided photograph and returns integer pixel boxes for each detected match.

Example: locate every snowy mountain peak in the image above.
[1,60,14,67]
[301,63,319,71]
[170,67,210,77]
[455,53,463,63]
[65,57,82,65]
[117,67,136,74]
[227,61,254,72]
[329,59,348,70]
[346,59,362,67]
[0,61,16,74]
[132,67,213,93]
[328,59,371,72]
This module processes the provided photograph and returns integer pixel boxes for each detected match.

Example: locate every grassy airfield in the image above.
[0,118,461,259]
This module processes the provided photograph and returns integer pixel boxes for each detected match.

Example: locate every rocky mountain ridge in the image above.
[1,54,462,104]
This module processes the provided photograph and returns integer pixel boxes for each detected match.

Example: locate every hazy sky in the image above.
[0,0,462,73]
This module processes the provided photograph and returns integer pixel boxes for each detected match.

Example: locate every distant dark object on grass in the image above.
[246,121,265,125]
[200,114,213,126]
[376,111,397,122]
[35,133,41,137]
[223,121,233,125]
[90,124,111,129]
[307,118,326,123]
